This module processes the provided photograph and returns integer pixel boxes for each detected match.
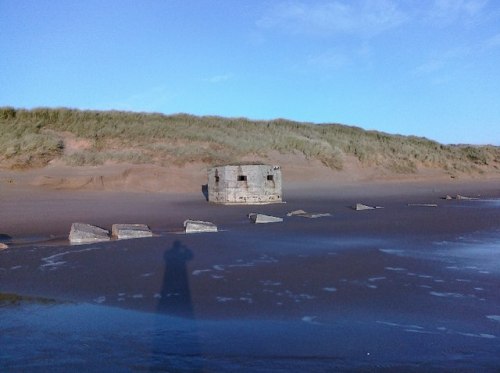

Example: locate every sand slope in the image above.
[2,153,499,194]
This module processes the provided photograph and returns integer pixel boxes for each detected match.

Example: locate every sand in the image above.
[1,162,500,370]
[1,158,499,237]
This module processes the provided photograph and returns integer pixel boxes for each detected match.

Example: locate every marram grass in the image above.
[1,107,499,174]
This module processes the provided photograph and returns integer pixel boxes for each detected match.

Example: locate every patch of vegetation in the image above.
[0,113,64,168]
[0,107,499,174]
[0,292,59,307]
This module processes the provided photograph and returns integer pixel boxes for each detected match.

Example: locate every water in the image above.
[2,293,500,371]
[2,198,500,371]
[2,299,499,371]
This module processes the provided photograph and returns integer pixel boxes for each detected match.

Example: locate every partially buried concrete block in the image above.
[442,194,478,200]
[248,213,283,224]
[69,223,110,244]
[287,209,307,216]
[184,220,218,233]
[287,209,331,218]
[300,212,331,219]
[112,224,153,239]
[456,194,478,200]
[353,203,376,211]
[407,203,438,207]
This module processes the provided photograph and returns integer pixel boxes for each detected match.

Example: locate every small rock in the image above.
[353,203,375,211]
[112,224,153,239]
[184,220,218,233]
[69,223,110,244]
[248,213,283,224]
[0,243,8,250]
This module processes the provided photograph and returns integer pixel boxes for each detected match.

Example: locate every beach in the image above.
[1,169,500,371]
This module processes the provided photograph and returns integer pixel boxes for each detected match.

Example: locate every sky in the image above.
[1,0,499,145]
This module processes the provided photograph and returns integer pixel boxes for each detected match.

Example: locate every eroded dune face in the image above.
[27,163,205,193]
[4,148,496,196]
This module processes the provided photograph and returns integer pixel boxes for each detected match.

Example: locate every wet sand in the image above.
[1,179,500,371]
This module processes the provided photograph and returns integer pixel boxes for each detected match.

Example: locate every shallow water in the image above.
[1,198,500,371]
[2,298,500,372]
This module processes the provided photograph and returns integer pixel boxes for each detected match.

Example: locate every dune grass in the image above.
[1,107,499,174]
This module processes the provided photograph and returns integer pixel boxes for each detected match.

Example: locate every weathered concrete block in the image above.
[443,195,478,200]
[112,224,153,239]
[287,209,307,216]
[456,194,478,200]
[248,213,283,224]
[300,212,331,218]
[184,220,218,233]
[69,223,110,244]
[287,209,331,218]
[353,203,375,211]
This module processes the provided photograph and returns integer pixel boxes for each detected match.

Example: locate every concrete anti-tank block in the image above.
[184,220,218,233]
[69,223,110,244]
[248,213,283,223]
[112,224,153,239]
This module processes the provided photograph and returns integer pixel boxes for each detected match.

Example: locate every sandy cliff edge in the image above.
[1,153,499,194]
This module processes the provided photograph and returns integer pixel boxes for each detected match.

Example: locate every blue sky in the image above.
[1,0,499,145]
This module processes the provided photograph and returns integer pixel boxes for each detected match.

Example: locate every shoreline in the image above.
[1,169,499,239]
[2,193,500,310]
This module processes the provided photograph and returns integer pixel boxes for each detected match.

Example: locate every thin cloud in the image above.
[415,59,446,75]
[414,47,471,76]
[482,33,500,49]
[257,0,408,38]
[205,73,234,84]
[307,51,348,69]
[415,30,500,79]
[426,0,489,25]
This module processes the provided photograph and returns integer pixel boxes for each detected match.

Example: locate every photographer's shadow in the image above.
[157,240,194,319]
[152,240,203,371]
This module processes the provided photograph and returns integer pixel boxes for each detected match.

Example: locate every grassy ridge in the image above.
[1,107,499,174]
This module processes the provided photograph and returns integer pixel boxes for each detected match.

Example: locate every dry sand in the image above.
[1,156,499,239]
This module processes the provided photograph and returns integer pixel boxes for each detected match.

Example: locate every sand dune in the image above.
[3,152,498,195]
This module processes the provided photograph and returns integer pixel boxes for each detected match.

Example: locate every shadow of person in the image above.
[151,240,203,371]
[157,240,195,319]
